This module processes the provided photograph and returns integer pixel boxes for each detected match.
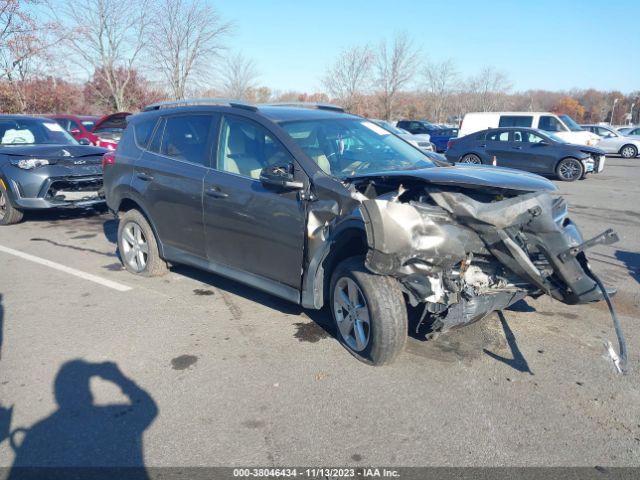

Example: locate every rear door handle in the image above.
[136,172,154,181]
[479,144,486,148]
[206,187,229,199]
[513,146,522,150]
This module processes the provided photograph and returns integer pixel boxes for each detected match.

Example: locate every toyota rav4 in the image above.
[103,100,624,368]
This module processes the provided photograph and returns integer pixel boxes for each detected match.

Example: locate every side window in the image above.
[523,131,545,143]
[134,118,158,149]
[487,130,509,142]
[160,115,213,166]
[67,120,80,132]
[539,116,564,132]
[499,116,533,127]
[147,118,166,154]
[217,116,294,179]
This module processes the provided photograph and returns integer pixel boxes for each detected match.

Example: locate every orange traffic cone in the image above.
[492,156,497,166]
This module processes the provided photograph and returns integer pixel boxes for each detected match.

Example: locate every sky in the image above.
[217,0,639,93]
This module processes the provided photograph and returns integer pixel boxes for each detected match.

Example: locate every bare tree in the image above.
[148,0,230,100]
[57,0,150,111]
[323,45,373,114]
[465,67,512,112]
[422,59,458,123]
[219,52,260,100]
[374,32,420,120]
[1,0,63,111]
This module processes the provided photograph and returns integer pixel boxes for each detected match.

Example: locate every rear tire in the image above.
[117,209,168,276]
[556,157,584,182]
[0,183,24,225]
[459,153,482,164]
[620,144,638,159]
[329,257,408,366]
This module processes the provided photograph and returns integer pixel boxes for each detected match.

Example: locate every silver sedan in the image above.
[581,124,640,158]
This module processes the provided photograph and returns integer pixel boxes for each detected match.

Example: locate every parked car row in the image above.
[0,102,623,368]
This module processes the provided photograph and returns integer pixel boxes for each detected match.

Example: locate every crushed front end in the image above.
[357,180,618,335]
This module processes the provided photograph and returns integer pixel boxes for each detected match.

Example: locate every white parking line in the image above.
[0,244,132,292]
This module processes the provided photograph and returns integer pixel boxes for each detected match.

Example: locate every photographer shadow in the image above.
[7,360,157,480]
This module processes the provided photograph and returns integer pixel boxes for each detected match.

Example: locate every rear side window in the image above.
[487,130,509,142]
[134,118,158,149]
[148,118,165,154]
[499,116,532,127]
[159,115,213,166]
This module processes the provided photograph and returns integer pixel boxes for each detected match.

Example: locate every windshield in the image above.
[0,118,78,145]
[281,119,434,177]
[559,115,584,132]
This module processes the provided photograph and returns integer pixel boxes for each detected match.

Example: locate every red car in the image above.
[48,112,130,150]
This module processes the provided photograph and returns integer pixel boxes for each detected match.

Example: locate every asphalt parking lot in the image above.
[0,157,638,470]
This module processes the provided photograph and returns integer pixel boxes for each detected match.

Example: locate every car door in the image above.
[484,129,513,166]
[133,113,216,259]
[509,130,557,173]
[202,114,307,298]
[594,127,618,153]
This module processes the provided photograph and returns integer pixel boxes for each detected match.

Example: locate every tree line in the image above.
[1,0,638,125]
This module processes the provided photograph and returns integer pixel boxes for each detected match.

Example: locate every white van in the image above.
[459,112,600,146]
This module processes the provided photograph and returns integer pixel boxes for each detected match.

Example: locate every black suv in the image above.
[104,100,617,366]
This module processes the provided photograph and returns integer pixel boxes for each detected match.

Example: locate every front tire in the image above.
[0,183,24,225]
[459,153,482,164]
[117,209,168,276]
[620,144,638,159]
[329,257,408,366]
[556,157,584,182]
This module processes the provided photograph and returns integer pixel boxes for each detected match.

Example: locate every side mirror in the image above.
[538,140,549,146]
[78,138,91,145]
[259,163,304,190]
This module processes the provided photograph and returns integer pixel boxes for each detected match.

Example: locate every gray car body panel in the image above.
[0,142,108,209]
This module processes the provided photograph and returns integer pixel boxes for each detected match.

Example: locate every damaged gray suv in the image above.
[104,100,621,366]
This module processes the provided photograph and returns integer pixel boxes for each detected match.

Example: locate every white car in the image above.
[370,119,435,152]
[580,125,640,158]
[618,126,640,136]
[459,112,600,146]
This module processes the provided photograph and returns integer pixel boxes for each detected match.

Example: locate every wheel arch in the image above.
[301,220,368,309]
[619,143,638,157]
[116,195,166,258]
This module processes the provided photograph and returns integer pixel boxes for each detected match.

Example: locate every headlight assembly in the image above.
[10,158,50,170]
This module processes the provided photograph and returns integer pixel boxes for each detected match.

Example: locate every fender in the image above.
[301,217,366,309]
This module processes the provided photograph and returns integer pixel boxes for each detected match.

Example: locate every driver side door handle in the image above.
[206,187,229,199]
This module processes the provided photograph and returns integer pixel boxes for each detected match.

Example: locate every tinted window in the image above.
[499,116,532,127]
[159,115,213,166]
[539,116,565,132]
[218,116,294,179]
[134,118,158,149]
[148,118,165,154]
[523,131,545,143]
[487,130,509,142]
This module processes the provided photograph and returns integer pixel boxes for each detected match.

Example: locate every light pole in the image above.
[630,103,635,125]
[610,98,619,126]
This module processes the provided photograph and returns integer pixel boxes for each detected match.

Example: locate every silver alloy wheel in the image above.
[460,154,482,164]
[121,221,149,272]
[558,159,582,180]
[621,146,637,158]
[333,277,371,352]
[0,190,5,220]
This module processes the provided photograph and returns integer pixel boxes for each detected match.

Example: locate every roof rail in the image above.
[265,102,345,113]
[143,98,258,112]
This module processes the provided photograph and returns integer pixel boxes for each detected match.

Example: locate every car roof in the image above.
[137,102,360,124]
[0,115,58,122]
[49,114,99,120]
